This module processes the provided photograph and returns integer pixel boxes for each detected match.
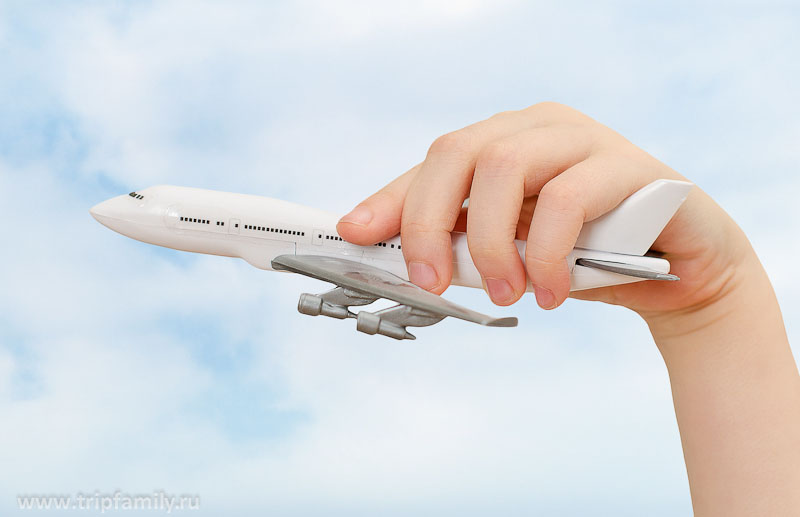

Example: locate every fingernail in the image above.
[534,285,557,310]
[339,205,373,226]
[484,278,515,305]
[409,261,439,290]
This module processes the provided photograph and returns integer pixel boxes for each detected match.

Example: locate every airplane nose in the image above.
[90,190,162,241]
[91,198,119,221]
[89,195,134,230]
[89,201,105,221]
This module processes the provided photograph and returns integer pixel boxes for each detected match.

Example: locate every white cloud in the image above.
[1,1,799,515]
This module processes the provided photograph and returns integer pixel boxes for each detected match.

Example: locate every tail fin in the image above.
[574,179,694,256]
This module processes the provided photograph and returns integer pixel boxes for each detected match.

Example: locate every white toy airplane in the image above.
[91,179,693,339]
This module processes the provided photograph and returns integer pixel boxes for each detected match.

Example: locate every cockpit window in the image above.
[129,192,144,200]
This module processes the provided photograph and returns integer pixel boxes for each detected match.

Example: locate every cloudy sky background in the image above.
[1,1,798,515]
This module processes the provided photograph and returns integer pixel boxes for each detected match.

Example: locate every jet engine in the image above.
[297,293,351,319]
[356,311,416,340]
[295,287,443,340]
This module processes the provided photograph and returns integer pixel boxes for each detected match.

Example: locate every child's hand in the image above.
[338,103,800,514]
[336,102,754,324]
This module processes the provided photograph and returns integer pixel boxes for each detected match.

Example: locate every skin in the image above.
[336,102,800,515]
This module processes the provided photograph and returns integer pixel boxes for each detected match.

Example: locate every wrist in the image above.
[640,252,785,364]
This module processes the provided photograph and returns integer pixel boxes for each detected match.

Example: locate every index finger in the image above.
[399,112,536,293]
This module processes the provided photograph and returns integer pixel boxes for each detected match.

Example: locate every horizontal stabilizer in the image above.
[576,258,679,281]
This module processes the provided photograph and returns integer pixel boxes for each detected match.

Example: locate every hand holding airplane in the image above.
[329,102,800,513]
[90,102,800,514]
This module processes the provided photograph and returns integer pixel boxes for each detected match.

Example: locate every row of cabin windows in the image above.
[178,217,395,248]
[128,192,144,200]
[322,234,400,249]
[374,242,400,249]
[180,217,215,225]
[244,224,305,237]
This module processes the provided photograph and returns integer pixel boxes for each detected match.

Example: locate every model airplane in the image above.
[90,179,693,339]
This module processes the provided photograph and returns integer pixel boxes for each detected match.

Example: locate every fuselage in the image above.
[89,185,495,290]
[90,185,669,292]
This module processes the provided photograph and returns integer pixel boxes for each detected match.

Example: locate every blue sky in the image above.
[1,1,798,515]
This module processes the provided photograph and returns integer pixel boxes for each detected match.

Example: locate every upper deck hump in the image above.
[144,185,340,227]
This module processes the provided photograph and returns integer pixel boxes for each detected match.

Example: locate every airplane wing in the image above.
[271,254,517,339]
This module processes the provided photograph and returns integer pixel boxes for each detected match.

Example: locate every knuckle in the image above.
[525,223,577,268]
[525,239,563,267]
[469,241,519,274]
[538,181,582,217]
[525,101,570,117]
[524,252,569,285]
[531,100,565,111]
[468,229,519,257]
[487,109,519,122]
[467,237,505,259]
[402,220,435,234]
[427,130,471,157]
[525,101,593,125]
[474,141,520,178]
[401,220,451,242]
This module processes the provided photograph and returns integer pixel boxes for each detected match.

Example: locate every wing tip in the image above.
[486,317,518,328]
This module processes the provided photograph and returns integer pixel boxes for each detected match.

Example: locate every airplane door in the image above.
[229,218,240,234]
[312,229,324,245]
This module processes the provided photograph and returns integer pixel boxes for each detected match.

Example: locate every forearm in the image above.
[645,253,800,516]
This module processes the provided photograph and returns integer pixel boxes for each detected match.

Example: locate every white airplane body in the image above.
[91,179,693,339]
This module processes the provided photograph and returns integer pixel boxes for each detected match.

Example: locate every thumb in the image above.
[337,164,420,245]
